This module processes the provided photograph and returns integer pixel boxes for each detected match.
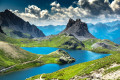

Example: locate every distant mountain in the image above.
[60,18,95,41]
[113,37,120,44]
[88,23,120,44]
[0,9,45,38]
[88,23,110,39]
[38,21,120,44]
[105,20,120,26]
[38,25,65,36]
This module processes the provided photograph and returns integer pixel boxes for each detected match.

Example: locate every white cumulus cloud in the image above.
[10,0,120,26]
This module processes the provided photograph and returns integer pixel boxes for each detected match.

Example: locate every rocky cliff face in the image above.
[61,18,95,41]
[0,9,45,38]
[0,26,4,34]
[50,49,75,64]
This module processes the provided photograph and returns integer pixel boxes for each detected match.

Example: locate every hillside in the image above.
[0,37,75,73]
[0,41,38,70]
[0,9,45,38]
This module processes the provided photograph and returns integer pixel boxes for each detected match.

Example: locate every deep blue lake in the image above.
[0,47,110,80]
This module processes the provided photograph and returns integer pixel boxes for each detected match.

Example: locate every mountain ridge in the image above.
[0,9,45,38]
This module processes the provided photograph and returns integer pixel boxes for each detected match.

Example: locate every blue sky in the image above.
[1,0,119,26]
[0,0,80,12]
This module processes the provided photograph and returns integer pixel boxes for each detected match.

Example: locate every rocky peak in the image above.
[4,9,11,13]
[76,19,81,22]
[65,18,75,30]
[1,9,16,18]
[61,18,95,41]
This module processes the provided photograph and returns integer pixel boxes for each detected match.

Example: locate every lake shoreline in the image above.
[0,47,110,80]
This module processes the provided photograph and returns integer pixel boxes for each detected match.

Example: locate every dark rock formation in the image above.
[59,57,75,64]
[57,49,75,64]
[0,26,4,34]
[61,18,95,41]
[0,9,45,38]
[61,38,85,49]
[92,42,115,50]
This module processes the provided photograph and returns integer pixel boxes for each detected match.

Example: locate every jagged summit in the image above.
[61,18,95,41]
[0,9,45,38]
[4,9,11,12]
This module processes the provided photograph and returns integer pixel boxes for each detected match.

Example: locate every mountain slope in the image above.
[0,41,38,70]
[0,9,45,38]
[61,19,95,41]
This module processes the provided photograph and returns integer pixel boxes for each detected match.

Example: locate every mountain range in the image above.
[105,20,120,26]
[38,20,120,44]
[38,25,65,36]
[0,9,119,43]
[88,22,120,44]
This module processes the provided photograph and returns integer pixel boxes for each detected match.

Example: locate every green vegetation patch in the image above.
[104,66,120,74]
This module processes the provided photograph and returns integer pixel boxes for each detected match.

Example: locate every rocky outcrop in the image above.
[58,49,75,64]
[0,26,4,34]
[61,38,85,49]
[72,63,120,80]
[50,49,75,64]
[92,42,115,50]
[59,56,75,64]
[0,9,45,38]
[60,18,95,41]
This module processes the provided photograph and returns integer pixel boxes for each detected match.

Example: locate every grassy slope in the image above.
[0,33,83,49]
[26,35,120,80]
[0,41,39,73]
[27,52,120,80]
[0,36,72,74]
[0,49,15,68]
[14,34,84,49]
[0,46,63,74]
[5,50,65,73]
[104,65,120,74]
[2,27,31,38]
[39,52,120,80]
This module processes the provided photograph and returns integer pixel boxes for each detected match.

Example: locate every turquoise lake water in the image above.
[0,47,110,80]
